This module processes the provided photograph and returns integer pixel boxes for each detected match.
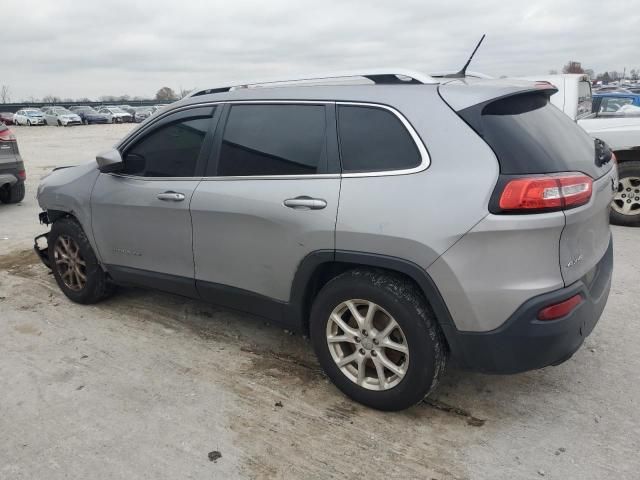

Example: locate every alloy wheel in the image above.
[326,299,409,391]
[54,235,87,291]
[612,177,640,216]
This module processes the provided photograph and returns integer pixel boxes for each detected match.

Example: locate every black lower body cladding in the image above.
[444,236,613,374]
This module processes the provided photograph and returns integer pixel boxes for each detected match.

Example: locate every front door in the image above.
[91,107,217,296]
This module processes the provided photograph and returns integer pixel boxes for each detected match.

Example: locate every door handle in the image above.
[157,191,186,201]
[283,196,327,210]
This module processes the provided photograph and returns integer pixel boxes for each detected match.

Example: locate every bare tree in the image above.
[178,86,193,99]
[548,69,558,75]
[0,85,10,103]
[42,95,61,103]
[562,61,585,74]
[631,69,639,81]
[155,87,177,101]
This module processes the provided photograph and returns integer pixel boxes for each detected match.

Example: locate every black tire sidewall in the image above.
[611,160,640,226]
[48,219,107,304]
[310,270,443,411]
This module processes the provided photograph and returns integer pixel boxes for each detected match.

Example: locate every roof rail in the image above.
[189,69,438,97]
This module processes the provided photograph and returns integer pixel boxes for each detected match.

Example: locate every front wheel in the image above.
[310,269,447,411]
[611,160,640,227]
[48,218,114,304]
[27,120,31,126]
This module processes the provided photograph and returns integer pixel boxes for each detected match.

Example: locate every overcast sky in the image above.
[2,0,639,101]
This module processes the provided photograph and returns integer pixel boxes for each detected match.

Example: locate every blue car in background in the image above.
[69,106,110,125]
[593,92,640,114]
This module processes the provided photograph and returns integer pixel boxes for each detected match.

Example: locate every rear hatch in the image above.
[440,81,615,286]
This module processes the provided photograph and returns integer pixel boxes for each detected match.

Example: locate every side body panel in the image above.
[336,89,499,273]
[191,178,340,302]
[91,175,199,280]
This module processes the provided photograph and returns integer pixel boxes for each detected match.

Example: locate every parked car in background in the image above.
[0,112,16,125]
[43,107,82,127]
[34,70,615,410]
[0,123,26,203]
[98,107,132,123]
[519,73,640,226]
[69,106,110,125]
[118,105,137,116]
[593,92,640,113]
[14,109,46,126]
[151,104,168,113]
[133,106,154,122]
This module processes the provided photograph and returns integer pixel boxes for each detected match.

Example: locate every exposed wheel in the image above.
[57,120,62,126]
[48,217,114,304]
[83,118,89,125]
[0,182,25,204]
[27,120,31,126]
[611,160,640,226]
[310,269,446,411]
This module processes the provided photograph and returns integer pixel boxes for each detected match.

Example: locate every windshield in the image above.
[56,109,72,115]
[109,107,126,113]
[25,110,42,116]
[577,81,592,118]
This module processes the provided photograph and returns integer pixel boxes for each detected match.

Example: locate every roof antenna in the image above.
[445,34,486,78]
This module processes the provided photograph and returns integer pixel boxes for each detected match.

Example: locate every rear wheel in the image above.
[310,269,446,411]
[48,218,114,304]
[611,160,640,226]
[0,182,25,204]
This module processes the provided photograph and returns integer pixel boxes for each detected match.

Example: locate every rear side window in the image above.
[461,93,600,178]
[123,117,211,177]
[599,96,634,113]
[577,81,592,118]
[337,105,420,173]
[218,104,326,176]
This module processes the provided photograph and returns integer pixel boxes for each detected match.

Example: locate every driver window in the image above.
[122,116,211,177]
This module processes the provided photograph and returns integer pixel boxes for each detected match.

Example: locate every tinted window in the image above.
[600,96,634,112]
[337,105,420,172]
[218,104,326,176]
[123,117,211,177]
[462,93,600,177]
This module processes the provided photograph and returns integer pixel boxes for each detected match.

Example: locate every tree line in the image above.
[551,61,639,83]
[0,86,193,104]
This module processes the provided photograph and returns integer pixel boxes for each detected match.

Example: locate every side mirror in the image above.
[96,149,123,173]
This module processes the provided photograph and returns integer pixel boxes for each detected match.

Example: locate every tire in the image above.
[83,118,88,125]
[57,120,62,127]
[27,120,31,126]
[309,269,447,411]
[0,181,25,204]
[48,217,114,304]
[610,160,640,227]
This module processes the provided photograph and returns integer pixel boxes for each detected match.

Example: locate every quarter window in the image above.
[122,117,211,177]
[337,105,421,173]
[218,104,327,176]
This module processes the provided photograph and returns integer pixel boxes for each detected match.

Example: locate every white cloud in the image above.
[2,0,639,100]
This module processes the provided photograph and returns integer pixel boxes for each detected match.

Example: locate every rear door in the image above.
[91,106,218,296]
[190,102,340,308]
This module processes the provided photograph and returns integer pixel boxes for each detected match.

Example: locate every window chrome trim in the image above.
[116,99,430,181]
[336,101,430,178]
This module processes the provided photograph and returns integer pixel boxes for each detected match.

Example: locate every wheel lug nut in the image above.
[371,350,377,357]
[373,339,379,345]
[359,348,365,355]
[361,330,368,336]
[354,337,360,343]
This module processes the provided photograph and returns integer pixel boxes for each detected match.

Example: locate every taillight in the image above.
[17,170,26,180]
[498,173,592,213]
[0,129,16,142]
[538,294,582,321]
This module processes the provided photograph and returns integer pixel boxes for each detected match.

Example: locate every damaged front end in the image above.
[34,211,51,269]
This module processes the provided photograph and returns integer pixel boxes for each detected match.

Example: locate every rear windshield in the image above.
[460,93,601,178]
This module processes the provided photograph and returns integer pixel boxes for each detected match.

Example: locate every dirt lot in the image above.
[1,124,639,479]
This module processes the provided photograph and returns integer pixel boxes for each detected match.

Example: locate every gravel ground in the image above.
[1,124,639,479]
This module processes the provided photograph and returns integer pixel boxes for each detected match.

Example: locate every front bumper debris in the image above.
[34,233,51,269]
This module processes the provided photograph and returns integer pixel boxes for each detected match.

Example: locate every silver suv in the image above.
[34,70,616,411]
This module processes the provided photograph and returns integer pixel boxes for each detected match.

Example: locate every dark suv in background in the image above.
[0,123,26,204]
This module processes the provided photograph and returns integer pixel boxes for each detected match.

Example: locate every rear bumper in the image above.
[444,235,613,374]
